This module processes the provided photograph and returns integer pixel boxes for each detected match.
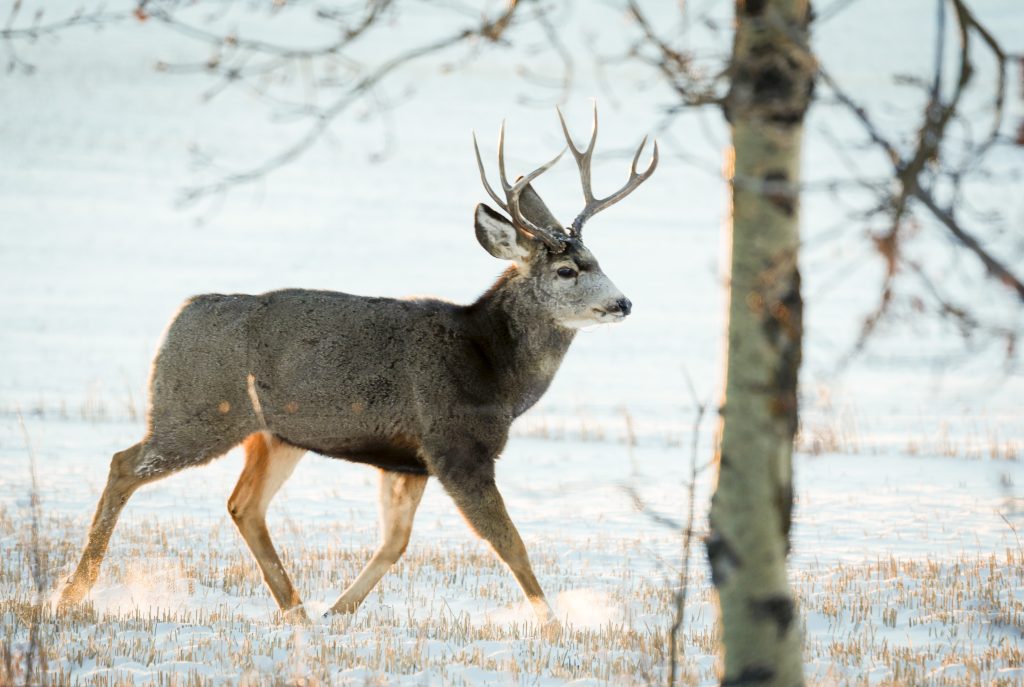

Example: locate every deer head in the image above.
[472,105,658,329]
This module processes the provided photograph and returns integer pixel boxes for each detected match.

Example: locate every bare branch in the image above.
[1,6,127,40]
[178,26,480,204]
[818,39,1024,305]
[909,184,1024,301]
[2,3,130,73]
[173,0,535,203]
[515,2,574,107]
[144,0,392,61]
[158,0,536,203]
[626,0,723,109]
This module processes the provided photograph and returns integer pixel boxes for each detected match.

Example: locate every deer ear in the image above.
[474,204,532,261]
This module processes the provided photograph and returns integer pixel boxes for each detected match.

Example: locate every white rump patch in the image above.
[247,372,267,429]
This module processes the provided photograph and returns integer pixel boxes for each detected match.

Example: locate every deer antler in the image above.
[556,103,658,237]
[473,123,568,252]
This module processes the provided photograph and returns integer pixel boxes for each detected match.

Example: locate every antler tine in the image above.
[485,120,567,252]
[558,104,659,236]
[572,136,658,232]
[507,152,567,252]
[496,120,511,194]
[495,121,565,197]
[629,135,658,178]
[472,130,509,212]
[556,104,597,207]
[508,149,566,194]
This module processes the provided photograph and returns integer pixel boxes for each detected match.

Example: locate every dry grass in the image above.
[0,400,1019,684]
[1,498,1022,685]
[4,386,1019,461]
[0,506,712,686]
[800,550,1024,685]
[796,420,1021,461]
[796,403,1020,461]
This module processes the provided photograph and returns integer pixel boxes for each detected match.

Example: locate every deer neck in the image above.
[468,266,576,416]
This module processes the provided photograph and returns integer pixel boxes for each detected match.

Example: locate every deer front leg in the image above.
[327,470,428,614]
[431,451,557,631]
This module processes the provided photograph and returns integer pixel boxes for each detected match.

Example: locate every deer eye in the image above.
[556,266,578,279]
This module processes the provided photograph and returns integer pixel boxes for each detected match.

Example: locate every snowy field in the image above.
[1,0,1023,685]
[1,423,1021,685]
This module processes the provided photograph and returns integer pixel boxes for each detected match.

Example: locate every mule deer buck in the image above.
[57,106,657,628]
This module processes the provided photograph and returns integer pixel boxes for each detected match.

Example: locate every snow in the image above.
[1,0,1022,684]
[2,421,1020,683]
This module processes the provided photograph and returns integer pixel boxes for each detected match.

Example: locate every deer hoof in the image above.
[54,577,87,610]
[282,604,311,625]
[540,617,563,641]
[325,600,360,616]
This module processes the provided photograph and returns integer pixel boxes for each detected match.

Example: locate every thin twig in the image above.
[16,411,49,685]
[667,369,708,687]
[997,511,1022,552]
[816,3,1024,304]
[178,27,476,204]
[171,1,526,204]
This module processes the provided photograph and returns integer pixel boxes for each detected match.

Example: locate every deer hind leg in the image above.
[228,432,306,617]
[327,470,428,614]
[58,441,177,608]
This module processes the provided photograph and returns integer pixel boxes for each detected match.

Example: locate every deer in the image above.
[56,105,657,631]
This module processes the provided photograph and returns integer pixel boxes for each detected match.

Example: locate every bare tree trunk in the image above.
[706,1,814,685]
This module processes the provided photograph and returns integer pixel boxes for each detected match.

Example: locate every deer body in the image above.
[58,107,656,629]
[145,278,574,479]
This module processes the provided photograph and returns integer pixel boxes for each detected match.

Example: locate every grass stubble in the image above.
[0,503,1021,685]
[0,406,1021,685]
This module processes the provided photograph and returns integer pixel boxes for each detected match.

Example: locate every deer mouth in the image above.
[592,307,627,322]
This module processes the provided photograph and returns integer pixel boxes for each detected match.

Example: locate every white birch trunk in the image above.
[706,1,814,685]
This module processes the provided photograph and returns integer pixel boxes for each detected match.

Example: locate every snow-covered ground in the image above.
[1,421,1021,684]
[1,0,1022,684]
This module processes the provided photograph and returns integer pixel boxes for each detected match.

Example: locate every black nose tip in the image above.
[616,297,632,316]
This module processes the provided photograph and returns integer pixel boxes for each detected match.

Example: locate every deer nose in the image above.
[615,297,632,317]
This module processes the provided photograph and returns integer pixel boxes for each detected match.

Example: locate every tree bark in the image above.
[706,1,814,685]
